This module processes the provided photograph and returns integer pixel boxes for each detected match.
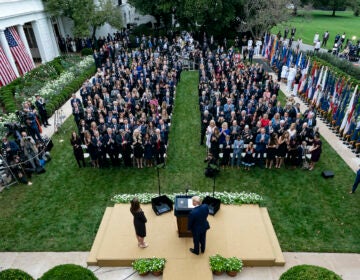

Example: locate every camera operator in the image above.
[1,137,20,162]
[20,131,41,171]
[9,154,32,185]
[35,95,50,127]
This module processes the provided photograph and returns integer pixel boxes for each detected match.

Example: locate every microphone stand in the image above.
[213,175,216,197]
[156,162,165,196]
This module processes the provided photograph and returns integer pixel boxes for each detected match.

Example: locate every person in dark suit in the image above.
[35,95,50,127]
[188,196,210,255]
[130,197,148,248]
[1,137,19,162]
[255,128,270,165]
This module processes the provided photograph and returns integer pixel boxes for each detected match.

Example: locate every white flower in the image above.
[111,191,263,205]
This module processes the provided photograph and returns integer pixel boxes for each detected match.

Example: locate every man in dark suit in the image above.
[255,128,270,165]
[35,95,50,127]
[188,196,210,255]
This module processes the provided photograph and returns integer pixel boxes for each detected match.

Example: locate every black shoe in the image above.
[349,191,355,194]
[189,248,199,255]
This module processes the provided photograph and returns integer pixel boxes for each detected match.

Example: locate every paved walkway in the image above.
[0,252,359,279]
[1,63,360,279]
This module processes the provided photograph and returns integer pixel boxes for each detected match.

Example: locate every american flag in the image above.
[0,45,17,86]
[4,26,34,75]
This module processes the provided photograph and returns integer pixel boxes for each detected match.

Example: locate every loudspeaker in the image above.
[203,196,221,216]
[322,170,334,178]
[151,195,173,215]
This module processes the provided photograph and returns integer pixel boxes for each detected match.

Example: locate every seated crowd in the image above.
[198,48,322,171]
[69,33,194,168]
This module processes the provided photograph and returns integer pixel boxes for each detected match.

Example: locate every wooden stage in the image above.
[87,204,285,280]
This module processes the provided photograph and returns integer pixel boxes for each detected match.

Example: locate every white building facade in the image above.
[0,0,60,72]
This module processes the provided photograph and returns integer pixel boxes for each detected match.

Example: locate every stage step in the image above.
[87,207,113,265]
[163,259,212,280]
[260,208,286,266]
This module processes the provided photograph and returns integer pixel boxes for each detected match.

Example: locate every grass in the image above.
[0,71,359,252]
[272,10,360,46]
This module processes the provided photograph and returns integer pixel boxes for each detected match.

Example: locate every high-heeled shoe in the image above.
[139,243,148,248]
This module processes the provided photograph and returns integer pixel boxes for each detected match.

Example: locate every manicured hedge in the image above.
[0,268,34,280]
[81,48,93,56]
[45,64,96,116]
[0,56,95,115]
[307,51,360,83]
[39,264,98,280]
[280,265,342,280]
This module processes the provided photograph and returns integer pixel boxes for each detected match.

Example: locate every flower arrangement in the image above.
[209,255,243,276]
[132,257,166,276]
[132,258,151,275]
[209,254,227,273]
[225,256,243,272]
[149,257,166,272]
[112,191,263,205]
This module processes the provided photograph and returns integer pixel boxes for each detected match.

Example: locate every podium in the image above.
[174,195,193,237]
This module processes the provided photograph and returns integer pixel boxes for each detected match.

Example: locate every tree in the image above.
[128,0,174,31]
[44,0,123,38]
[236,0,292,39]
[130,0,293,40]
[311,0,349,16]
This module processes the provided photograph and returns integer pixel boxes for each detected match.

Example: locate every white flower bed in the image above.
[18,55,94,104]
[112,191,263,205]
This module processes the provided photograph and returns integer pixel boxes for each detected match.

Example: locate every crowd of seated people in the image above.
[198,47,322,171]
[69,33,199,168]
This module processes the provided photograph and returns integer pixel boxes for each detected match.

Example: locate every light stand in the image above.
[156,162,165,195]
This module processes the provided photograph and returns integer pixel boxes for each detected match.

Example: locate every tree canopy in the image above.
[311,0,349,16]
[44,0,123,38]
[129,0,292,39]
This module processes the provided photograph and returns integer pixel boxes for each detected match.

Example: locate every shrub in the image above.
[0,268,34,280]
[81,48,93,56]
[39,264,98,280]
[307,51,360,82]
[280,265,342,280]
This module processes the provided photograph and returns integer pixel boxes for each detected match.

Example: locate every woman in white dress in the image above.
[255,39,262,56]
[206,120,216,149]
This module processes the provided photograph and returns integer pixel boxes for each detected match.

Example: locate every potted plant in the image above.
[225,256,243,277]
[132,258,151,276]
[209,254,226,275]
[149,257,166,276]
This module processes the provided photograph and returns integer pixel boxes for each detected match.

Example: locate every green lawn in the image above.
[0,71,359,252]
[272,10,360,46]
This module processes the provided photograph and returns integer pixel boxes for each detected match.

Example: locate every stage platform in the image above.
[87,204,285,280]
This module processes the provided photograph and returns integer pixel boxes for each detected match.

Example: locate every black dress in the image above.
[311,140,322,162]
[132,210,147,237]
[277,140,287,157]
[133,142,144,158]
[144,140,153,160]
